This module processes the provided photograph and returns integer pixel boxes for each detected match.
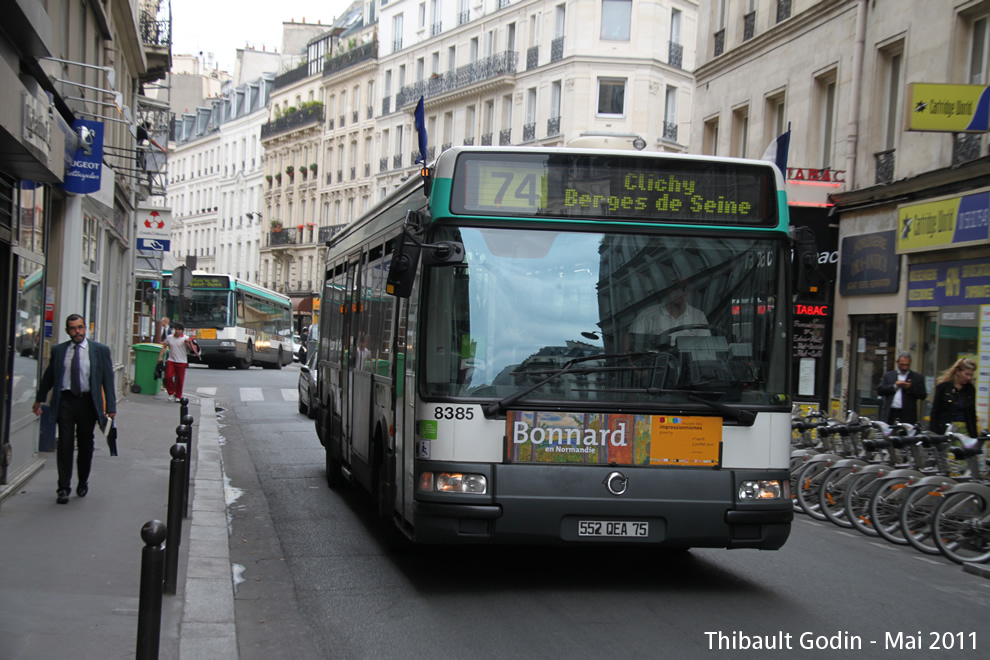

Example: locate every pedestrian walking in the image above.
[158,316,171,343]
[929,357,978,437]
[877,351,927,425]
[158,322,200,403]
[32,314,117,504]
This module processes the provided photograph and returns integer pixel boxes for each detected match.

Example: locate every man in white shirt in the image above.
[629,279,711,345]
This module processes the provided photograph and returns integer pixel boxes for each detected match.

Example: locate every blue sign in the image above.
[138,238,171,251]
[838,230,899,296]
[60,119,104,194]
[908,258,990,307]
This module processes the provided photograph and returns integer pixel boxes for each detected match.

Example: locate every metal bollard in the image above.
[176,424,192,518]
[163,443,186,595]
[136,520,167,660]
[179,397,189,419]
[181,413,195,427]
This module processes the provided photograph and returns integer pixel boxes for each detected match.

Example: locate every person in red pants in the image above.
[157,322,200,402]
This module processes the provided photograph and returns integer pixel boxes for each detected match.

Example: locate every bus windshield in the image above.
[163,290,233,328]
[423,226,789,408]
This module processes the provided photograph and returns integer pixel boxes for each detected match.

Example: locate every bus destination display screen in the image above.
[165,275,231,289]
[450,152,777,226]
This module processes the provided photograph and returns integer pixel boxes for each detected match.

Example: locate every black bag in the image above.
[154,360,165,380]
[106,419,118,457]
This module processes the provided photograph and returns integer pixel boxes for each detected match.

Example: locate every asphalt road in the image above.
[191,364,990,660]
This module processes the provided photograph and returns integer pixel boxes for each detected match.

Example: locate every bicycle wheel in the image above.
[819,466,858,528]
[845,472,883,537]
[868,478,912,545]
[796,461,831,520]
[932,491,990,564]
[899,486,946,556]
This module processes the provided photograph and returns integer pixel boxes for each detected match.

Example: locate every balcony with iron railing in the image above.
[499,129,512,146]
[322,41,377,77]
[268,230,297,247]
[527,46,539,70]
[777,0,792,23]
[523,123,536,141]
[551,37,564,62]
[662,121,678,142]
[261,104,324,140]
[669,41,683,68]
[714,29,725,57]
[547,116,561,136]
[380,157,388,172]
[319,225,345,244]
[394,154,404,169]
[481,133,492,146]
[463,137,475,146]
[497,0,510,8]
[875,149,895,185]
[744,11,756,40]
[458,11,470,26]
[431,22,443,37]
[953,133,983,166]
[395,51,518,108]
[139,10,171,82]
[273,63,309,91]
[442,142,452,153]
[382,96,391,115]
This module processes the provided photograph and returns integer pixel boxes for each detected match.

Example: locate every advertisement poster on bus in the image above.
[506,411,721,467]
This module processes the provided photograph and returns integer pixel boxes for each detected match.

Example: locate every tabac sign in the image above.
[906,83,990,133]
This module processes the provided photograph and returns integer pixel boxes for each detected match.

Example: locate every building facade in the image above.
[1,0,170,491]
[692,0,990,425]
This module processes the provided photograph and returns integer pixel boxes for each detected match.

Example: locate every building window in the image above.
[765,93,786,142]
[597,78,626,116]
[601,0,631,41]
[970,16,988,84]
[663,86,678,142]
[814,71,837,169]
[732,106,749,158]
[882,48,903,152]
[704,117,719,156]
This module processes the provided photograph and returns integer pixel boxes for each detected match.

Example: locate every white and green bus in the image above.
[161,272,293,369]
[314,146,811,549]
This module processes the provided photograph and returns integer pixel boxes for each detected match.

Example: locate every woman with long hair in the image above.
[929,357,977,437]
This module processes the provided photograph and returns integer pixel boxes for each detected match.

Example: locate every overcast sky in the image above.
[169,0,354,73]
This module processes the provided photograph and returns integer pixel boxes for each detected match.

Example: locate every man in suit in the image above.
[32,314,117,504]
[877,351,927,426]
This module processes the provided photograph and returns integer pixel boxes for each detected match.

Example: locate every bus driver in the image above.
[629,278,710,345]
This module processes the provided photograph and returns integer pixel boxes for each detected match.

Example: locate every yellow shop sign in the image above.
[905,83,990,133]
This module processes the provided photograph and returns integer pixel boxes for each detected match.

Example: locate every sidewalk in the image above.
[0,391,237,660]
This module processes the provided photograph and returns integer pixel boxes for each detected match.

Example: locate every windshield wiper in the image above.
[483,352,654,417]
[608,386,756,424]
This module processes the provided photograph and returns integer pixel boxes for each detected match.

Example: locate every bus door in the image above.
[344,254,373,467]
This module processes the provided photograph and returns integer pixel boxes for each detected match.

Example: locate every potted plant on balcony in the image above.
[297,224,305,232]
[309,163,318,175]
[285,165,295,179]
[270,220,283,232]
[274,172,282,183]
[265,174,273,183]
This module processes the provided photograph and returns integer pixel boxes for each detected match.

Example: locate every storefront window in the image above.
[850,316,897,418]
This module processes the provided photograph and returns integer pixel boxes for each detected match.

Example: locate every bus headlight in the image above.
[418,472,487,494]
[738,479,787,501]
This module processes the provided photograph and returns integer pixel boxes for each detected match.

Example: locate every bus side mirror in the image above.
[386,229,422,298]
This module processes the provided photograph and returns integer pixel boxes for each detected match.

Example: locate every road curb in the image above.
[180,398,238,660]
[963,563,990,580]
[0,456,46,505]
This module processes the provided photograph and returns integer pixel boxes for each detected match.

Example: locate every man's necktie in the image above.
[71,344,82,396]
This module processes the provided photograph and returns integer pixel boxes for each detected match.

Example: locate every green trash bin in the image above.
[132,343,163,395]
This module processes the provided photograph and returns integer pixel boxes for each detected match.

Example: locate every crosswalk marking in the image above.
[282,388,298,401]
[240,388,264,401]
[196,387,217,396]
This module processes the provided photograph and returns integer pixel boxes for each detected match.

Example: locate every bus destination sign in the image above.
[165,274,230,290]
[452,152,776,226]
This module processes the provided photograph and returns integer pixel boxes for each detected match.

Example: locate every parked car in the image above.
[292,334,302,361]
[297,349,318,419]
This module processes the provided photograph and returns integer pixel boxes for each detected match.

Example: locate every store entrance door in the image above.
[849,315,898,418]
